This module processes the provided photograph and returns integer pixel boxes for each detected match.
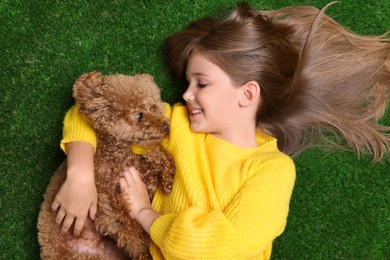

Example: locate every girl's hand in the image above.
[52,174,97,236]
[119,167,160,233]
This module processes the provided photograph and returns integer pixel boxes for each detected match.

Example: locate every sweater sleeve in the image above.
[60,104,97,153]
[150,155,296,259]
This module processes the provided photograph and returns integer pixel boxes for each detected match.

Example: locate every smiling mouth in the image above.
[190,109,203,115]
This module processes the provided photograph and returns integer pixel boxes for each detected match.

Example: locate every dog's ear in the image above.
[73,71,104,103]
[72,71,111,117]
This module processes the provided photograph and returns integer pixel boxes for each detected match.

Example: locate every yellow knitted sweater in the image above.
[61,103,295,260]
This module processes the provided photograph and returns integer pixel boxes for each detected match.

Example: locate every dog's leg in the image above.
[94,193,123,238]
[143,146,175,195]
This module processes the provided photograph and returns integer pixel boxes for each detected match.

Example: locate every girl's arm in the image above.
[120,155,295,259]
[52,105,98,236]
[156,166,294,258]
[51,142,97,236]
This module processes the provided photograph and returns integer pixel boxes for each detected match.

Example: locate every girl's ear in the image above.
[239,80,260,107]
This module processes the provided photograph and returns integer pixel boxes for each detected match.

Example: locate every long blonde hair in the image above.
[165,2,390,161]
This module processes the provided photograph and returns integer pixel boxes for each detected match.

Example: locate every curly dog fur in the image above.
[37,72,175,259]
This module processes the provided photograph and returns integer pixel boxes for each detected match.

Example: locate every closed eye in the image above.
[197,83,207,88]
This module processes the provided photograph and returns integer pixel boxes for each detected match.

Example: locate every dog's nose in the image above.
[163,123,169,133]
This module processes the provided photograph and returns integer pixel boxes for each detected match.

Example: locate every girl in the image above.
[52,3,389,259]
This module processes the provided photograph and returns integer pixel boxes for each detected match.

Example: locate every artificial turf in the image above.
[0,0,388,259]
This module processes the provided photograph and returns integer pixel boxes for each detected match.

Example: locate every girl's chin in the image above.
[189,123,206,133]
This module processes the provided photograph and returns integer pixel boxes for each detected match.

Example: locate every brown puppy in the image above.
[38,72,175,259]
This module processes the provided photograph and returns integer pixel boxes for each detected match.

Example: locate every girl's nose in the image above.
[182,87,194,101]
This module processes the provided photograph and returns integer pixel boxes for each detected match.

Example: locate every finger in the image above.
[61,215,74,234]
[51,200,60,212]
[129,167,141,182]
[89,200,97,220]
[123,170,134,184]
[119,177,127,188]
[119,179,132,201]
[130,168,146,189]
[55,208,66,225]
[73,217,85,237]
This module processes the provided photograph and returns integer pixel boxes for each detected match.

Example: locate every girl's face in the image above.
[183,52,243,138]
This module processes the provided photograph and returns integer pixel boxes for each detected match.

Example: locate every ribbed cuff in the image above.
[60,104,97,153]
[150,213,177,247]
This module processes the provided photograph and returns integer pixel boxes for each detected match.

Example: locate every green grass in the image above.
[1,0,389,259]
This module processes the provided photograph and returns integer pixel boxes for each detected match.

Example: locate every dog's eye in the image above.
[136,112,143,121]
